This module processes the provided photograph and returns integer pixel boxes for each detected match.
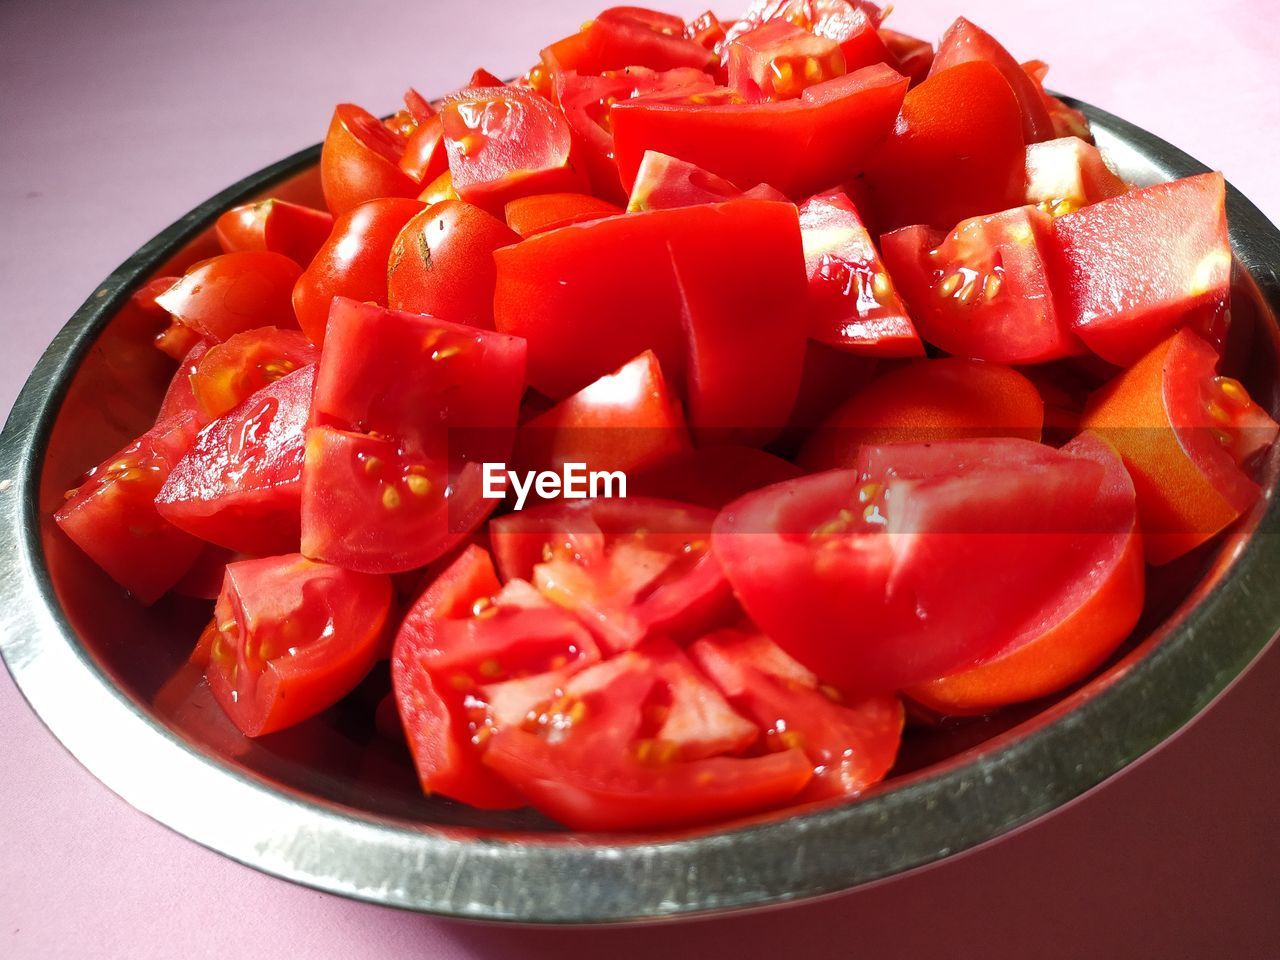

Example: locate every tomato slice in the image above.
[188,326,318,421]
[291,197,425,345]
[156,339,210,423]
[154,252,301,343]
[173,545,242,600]
[214,199,334,267]
[799,188,922,357]
[503,192,622,237]
[879,29,933,84]
[862,61,1025,230]
[908,431,1144,713]
[320,103,419,215]
[515,350,691,479]
[440,86,583,215]
[1024,137,1127,217]
[611,63,908,198]
[1051,172,1231,366]
[1081,328,1278,564]
[929,17,1054,143]
[399,113,449,185]
[481,648,812,831]
[156,364,314,555]
[206,554,392,736]
[490,497,733,654]
[685,10,728,53]
[626,150,785,211]
[392,545,600,808]
[386,200,519,330]
[1022,60,1091,141]
[690,629,903,800]
[133,275,181,318]
[724,20,846,101]
[541,14,715,77]
[712,438,1123,691]
[800,358,1045,470]
[631,444,803,509]
[418,169,459,204]
[55,415,204,603]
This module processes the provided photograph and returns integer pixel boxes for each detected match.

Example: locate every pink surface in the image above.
[2,0,1278,956]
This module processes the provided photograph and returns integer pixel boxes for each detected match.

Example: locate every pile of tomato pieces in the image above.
[56,2,1278,832]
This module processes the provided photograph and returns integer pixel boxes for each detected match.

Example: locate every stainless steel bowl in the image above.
[2,99,1278,924]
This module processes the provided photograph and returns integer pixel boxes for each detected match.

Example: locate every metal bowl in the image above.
[2,99,1278,924]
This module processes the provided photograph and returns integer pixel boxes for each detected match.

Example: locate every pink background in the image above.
[2,0,1279,956]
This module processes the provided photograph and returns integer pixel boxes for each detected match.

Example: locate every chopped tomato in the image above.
[188,327,318,421]
[799,188,922,357]
[156,365,314,555]
[172,545,242,600]
[631,444,803,509]
[504,192,622,236]
[725,20,846,101]
[154,252,301,342]
[154,319,203,361]
[626,150,784,211]
[291,197,425,345]
[541,13,715,77]
[800,358,1045,470]
[132,275,181,318]
[909,431,1143,713]
[418,169,460,204]
[54,415,203,603]
[468,67,506,87]
[1052,172,1231,366]
[490,497,733,654]
[386,200,519,330]
[685,10,728,53]
[214,199,334,266]
[783,340,878,435]
[399,113,449,185]
[515,350,691,479]
[882,205,1083,364]
[156,339,210,423]
[879,29,933,84]
[1022,60,1091,141]
[1080,328,1278,564]
[1024,137,1128,217]
[690,629,903,800]
[206,554,392,736]
[612,63,908,198]
[320,103,419,215]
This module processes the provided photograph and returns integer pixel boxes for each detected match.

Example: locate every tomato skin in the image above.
[909,431,1143,713]
[503,192,622,237]
[206,554,393,737]
[685,10,728,53]
[398,112,449,184]
[154,252,301,343]
[541,15,715,76]
[291,197,425,345]
[320,103,419,216]
[188,326,318,421]
[1051,173,1231,366]
[783,340,878,436]
[881,205,1083,364]
[612,63,908,199]
[1022,60,1091,141]
[1080,328,1278,564]
[863,61,1026,231]
[386,200,518,330]
[879,29,933,84]
[929,18,1054,144]
[214,199,334,266]
[156,364,315,555]
[800,358,1045,470]
[54,415,204,604]
[799,188,922,357]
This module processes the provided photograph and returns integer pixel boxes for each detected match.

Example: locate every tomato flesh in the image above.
[320,103,419,215]
[154,252,301,343]
[725,20,847,101]
[188,326,318,421]
[215,199,334,267]
[504,192,622,237]
[1024,137,1127,217]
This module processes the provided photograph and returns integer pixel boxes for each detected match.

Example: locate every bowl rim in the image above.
[2,98,1279,925]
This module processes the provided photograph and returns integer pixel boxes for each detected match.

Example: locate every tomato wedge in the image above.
[541,13,715,77]
[154,252,301,342]
[504,193,622,237]
[632,444,803,509]
[1024,136,1127,217]
[214,199,334,266]
[206,554,392,736]
[879,29,933,84]
[156,339,210,423]
[725,20,847,101]
[320,103,419,215]
[1080,328,1278,564]
[188,327,318,421]
[398,113,449,185]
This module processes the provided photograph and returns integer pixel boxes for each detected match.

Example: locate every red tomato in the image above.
[440,86,583,215]
[725,20,846,101]
[303,299,525,573]
[392,545,600,808]
[929,18,1054,144]
[879,29,933,84]
[783,340,878,435]
[320,103,419,215]
[1052,172,1231,366]
[172,545,242,600]
[503,192,622,237]
[468,67,506,87]
[490,498,734,654]
[481,647,813,831]
[1022,60,1091,141]
[154,252,301,342]
[205,554,392,736]
[612,63,908,198]
[631,444,803,510]
[54,415,203,603]
[690,629,903,800]
[188,326,318,421]
[1080,328,1278,564]
[800,358,1045,470]
[214,199,334,266]
[799,188,922,357]
[626,150,784,212]
[156,365,314,555]
[862,61,1026,230]
[685,10,728,53]
[713,437,1128,691]
[541,13,715,77]
[1024,136,1128,216]
[398,113,449,185]
[725,0,885,47]
[133,275,180,318]
[881,205,1083,364]
[154,320,203,361]
[909,431,1143,713]
[291,197,425,344]
[494,199,808,444]
[515,350,691,479]
[156,339,210,423]
[386,200,519,330]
